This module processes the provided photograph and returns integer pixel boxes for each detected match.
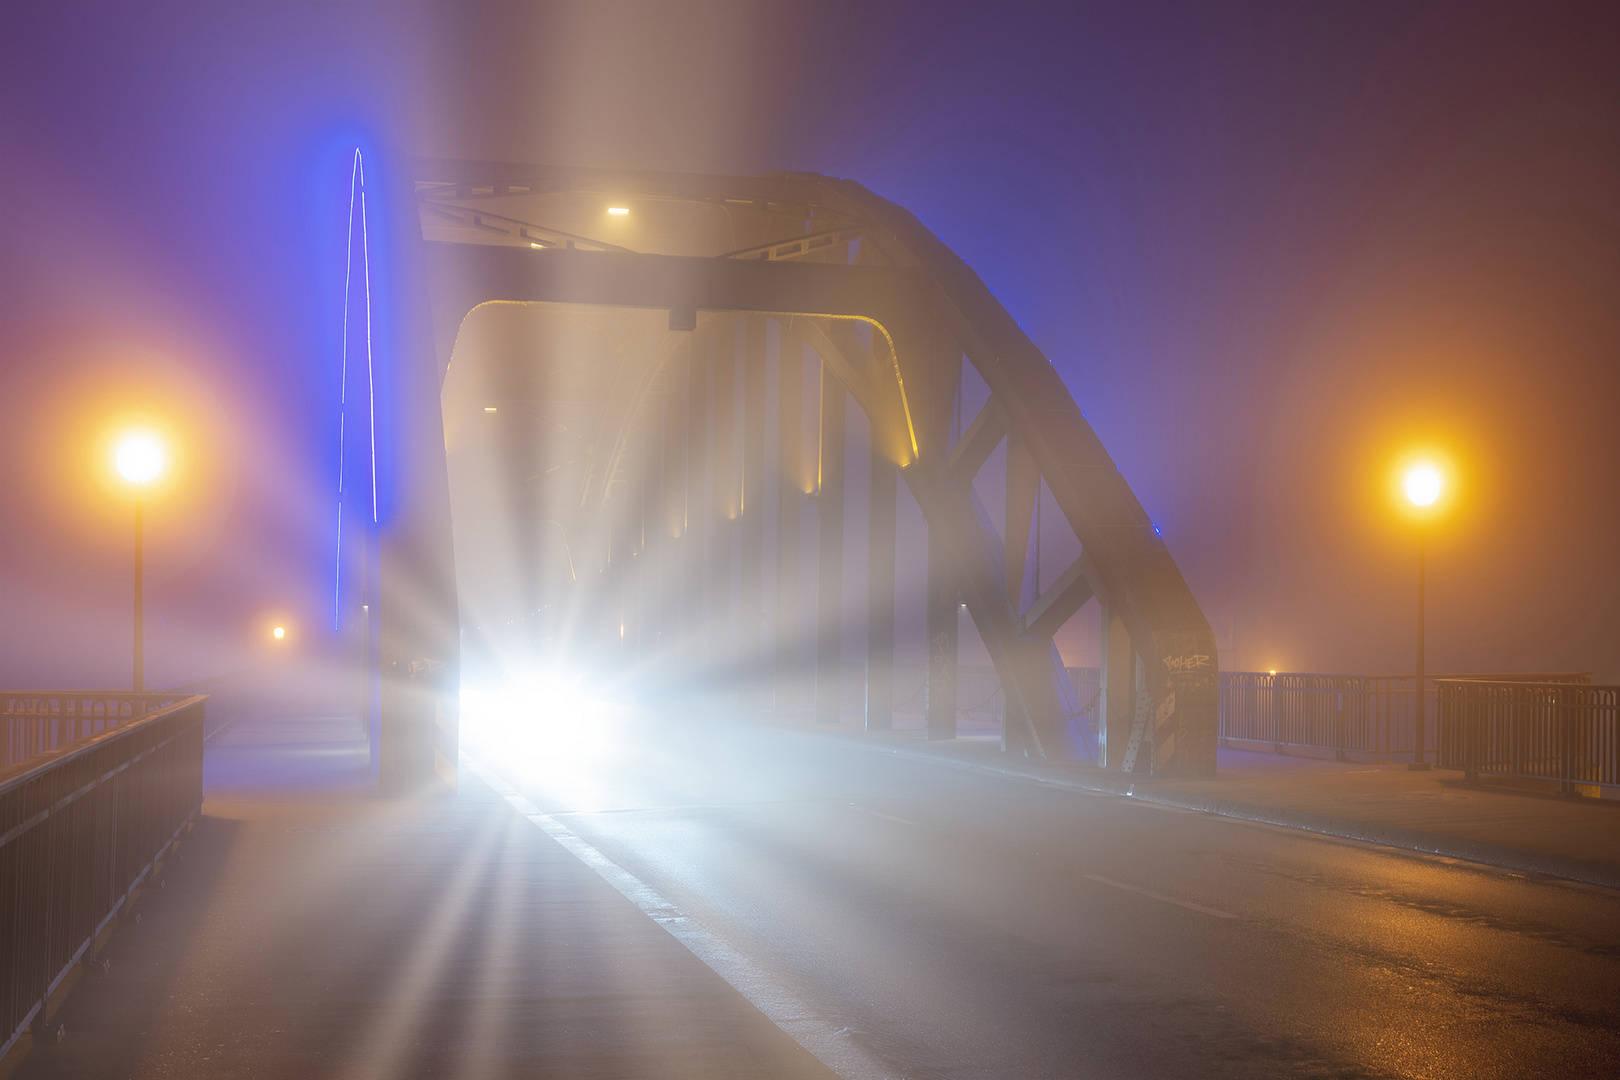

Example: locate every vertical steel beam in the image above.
[1005,436,1038,614]
[921,333,963,742]
[740,315,769,709]
[775,327,804,715]
[662,379,685,668]
[865,446,897,731]
[710,319,737,687]
[815,359,847,724]
[926,524,959,740]
[685,330,709,671]
[644,419,665,660]
[612,430,642,657]
[1098,592,1133,768]
[1003,440,1041,754]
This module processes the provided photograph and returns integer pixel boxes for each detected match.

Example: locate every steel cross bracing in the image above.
[398,159,1217,783]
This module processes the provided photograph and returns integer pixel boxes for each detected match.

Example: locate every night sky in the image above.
[3,1,1618,686]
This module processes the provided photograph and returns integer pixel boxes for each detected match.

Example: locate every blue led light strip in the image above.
[334,149,378,630]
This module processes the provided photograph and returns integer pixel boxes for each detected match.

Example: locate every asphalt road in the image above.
[481,711,1620,1080]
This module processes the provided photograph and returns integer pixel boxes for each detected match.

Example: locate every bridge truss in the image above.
[373,160,1217,791]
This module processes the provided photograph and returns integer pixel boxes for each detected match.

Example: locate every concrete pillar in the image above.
[775,329,804,716]
[865,447,897,731]
[710,319,737,686]
[740,315,768,709]
[925,525,959,740]
[1098,592,1134,768]
[815,360,846,724]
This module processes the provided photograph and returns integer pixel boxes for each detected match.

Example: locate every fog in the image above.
[3,1,1618,688]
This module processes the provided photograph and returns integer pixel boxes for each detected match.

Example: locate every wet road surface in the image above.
[481,712,1620,1079]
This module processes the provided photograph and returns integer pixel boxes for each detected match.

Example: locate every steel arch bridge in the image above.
[369,158,1217,792]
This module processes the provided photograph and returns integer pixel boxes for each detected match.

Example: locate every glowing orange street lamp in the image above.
[1404,465,1442,770]
[114,432,165,691]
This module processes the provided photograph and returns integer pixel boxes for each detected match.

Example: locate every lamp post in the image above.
[1404,465,1442,770]
[115,433,165,691]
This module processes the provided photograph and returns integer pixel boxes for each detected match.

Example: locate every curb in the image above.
[806,729,1620,892]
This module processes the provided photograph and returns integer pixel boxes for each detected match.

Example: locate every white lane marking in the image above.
[464,756,898,1080]
[1085,873,1240,920]
[848,804,918,827]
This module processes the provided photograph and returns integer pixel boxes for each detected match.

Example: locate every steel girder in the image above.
[397,160,1217,779]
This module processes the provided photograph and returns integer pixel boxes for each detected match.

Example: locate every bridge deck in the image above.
[8,710,835,1080]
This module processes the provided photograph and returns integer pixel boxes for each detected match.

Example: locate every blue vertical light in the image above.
[335,148,377,630]
[360,154,377,524]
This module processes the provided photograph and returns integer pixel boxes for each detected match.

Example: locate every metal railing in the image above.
[2,691,194,771]
[0,695,205,1058]
[1218,672,1592,762]
[1438,680,1620,794]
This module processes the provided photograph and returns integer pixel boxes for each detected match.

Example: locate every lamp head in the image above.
[1404,466,1441,508]
[115,433,164,486]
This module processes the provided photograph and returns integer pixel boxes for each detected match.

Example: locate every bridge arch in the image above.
[374,160,1217,791]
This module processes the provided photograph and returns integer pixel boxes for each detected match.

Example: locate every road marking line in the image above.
[1085,873,1239,920]
[464,756,899,1080]
[849,805,918,827]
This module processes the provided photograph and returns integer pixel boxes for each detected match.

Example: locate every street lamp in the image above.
[1404,464,1441,770]
[115,432,165,691]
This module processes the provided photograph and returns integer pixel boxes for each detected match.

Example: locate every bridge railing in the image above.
[1218,672,1592,763]
[2,691,196,770]
[0,694,206,1057]
[1439,680,1620,795]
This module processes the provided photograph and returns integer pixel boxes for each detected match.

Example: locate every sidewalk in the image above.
[10,710,838,1080]
[801,721,1620,889]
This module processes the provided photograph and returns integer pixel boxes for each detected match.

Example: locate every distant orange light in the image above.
[607,206,629,216]
[1269,669,1277,676]
[1405,466,1442,507]
[273,626,285,640]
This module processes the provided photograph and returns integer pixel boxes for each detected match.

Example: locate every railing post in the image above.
[1272,672,1284,754]
[1559,683,1576,797]
[1463,684,1480,784]
[1334,690,1347,762]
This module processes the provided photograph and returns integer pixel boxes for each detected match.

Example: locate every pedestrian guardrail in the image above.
[1218,672,1591,762]
[0,694,205,1058]
[2,691,194,771]
[1438,679,1620,795]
